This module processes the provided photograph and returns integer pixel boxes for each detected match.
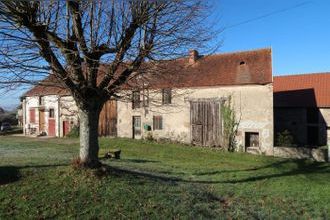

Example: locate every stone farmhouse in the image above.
[274,72,330,147]
[21,48,274,155]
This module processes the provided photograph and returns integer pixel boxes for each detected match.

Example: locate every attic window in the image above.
[162,88,172,105]
[240,61,246,65]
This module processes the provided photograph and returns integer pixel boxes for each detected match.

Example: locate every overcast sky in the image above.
[1,0,329,109]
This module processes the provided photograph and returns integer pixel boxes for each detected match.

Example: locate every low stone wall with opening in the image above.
[274,147,328,162]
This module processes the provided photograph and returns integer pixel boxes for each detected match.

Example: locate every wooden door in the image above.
[48,119,56,136]
[63,121,70,136]
[190,101,221,146]
[99,100,117,136]
[39,110,45,133]
[132,116,141,139]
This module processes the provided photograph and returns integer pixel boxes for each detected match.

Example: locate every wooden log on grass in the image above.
[104,149,121,159]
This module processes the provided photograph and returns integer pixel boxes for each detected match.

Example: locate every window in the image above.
[162,88,172,105]
[132,91,141,109]
[153,116,163,130]
[245,132,259,147]
[49,108,55,118]
[29,108,35,123]
[38,96,44,105]
[142,89,149,107]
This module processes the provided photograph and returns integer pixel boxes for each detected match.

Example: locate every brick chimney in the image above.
[189,49,199,64]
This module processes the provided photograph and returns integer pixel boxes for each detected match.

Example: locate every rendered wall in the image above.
[117,84,274,154]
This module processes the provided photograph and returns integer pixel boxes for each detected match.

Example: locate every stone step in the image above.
[246,147,261,155]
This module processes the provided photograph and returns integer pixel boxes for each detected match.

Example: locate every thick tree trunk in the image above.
[79,107,102,168]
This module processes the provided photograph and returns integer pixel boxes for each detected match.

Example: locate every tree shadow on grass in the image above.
[0,166,21,185]
[194,159,297,176]
[2,158,329,186]
[124,159,159,163]
[100,159,330,185]
[221,159,330,184]
[0,164,68,185]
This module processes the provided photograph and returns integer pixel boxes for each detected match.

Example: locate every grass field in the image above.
[0,136,330,219]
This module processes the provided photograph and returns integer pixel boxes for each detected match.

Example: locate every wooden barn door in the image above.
[39,109,45,133]
[190,101,221,146]
[99,100,117,137]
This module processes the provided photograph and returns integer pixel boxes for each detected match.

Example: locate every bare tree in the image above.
[0,0,217,168]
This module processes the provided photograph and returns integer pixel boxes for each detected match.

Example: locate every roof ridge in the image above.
[275,72,330,78]
[208,47,271,58]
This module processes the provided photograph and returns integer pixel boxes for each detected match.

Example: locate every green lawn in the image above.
[0,136,329,219]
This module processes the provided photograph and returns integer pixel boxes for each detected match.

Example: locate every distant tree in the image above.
[0,110,17,125]
[0,0,217,168]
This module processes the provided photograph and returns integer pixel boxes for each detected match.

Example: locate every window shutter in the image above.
[153,116,163,130]
[29,108,35,123]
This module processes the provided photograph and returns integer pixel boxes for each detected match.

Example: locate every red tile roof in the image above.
[137,48,272,89]
[23,74,70,97]
[23,48,272,97]
[274,72,330,108]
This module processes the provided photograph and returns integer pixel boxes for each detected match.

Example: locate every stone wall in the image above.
[117,84,274,155]
[274,108,307,145]
[274,147,328,162]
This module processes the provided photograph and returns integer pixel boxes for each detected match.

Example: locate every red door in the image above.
[48,119,56,136]
[63,121,70,136]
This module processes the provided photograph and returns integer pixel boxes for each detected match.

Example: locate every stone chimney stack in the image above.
[189,49,199,65]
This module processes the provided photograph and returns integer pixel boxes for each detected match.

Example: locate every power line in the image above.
[225,1,312,30]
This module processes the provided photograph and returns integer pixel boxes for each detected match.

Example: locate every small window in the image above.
[240,61,246,65]
[49,108,55,118]
[162,88,172,105]
[39,96,45,105]
[132,91,141,109]
[153,116,163,130]
[142,89,149,107]
[245,132,259,147]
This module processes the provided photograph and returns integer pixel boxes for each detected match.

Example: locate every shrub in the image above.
[144,131,154,141]
[221,96,240,152]
[276,130,295,147]
[66,126,79,138]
